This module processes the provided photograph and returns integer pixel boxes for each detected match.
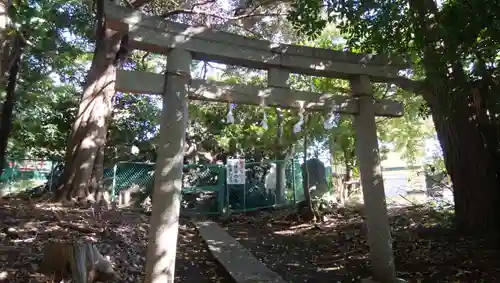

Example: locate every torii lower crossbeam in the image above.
[116,70,404,117]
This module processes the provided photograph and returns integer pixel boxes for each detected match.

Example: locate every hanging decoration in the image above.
[226,103,235,124]
[293,102,305,133]
[131,145,140,155]
[324,102,339,130]
[261,111,268,130]
[260,98,268,130]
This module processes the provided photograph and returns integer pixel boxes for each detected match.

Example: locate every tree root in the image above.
[58,221,104,234]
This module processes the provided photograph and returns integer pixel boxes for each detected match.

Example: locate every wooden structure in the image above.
[104,2,408,282]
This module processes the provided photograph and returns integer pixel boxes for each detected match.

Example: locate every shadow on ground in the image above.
[221,206,500,283]
[0,198,234,283]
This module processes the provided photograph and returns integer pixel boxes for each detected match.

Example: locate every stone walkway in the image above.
[193,220,287,283]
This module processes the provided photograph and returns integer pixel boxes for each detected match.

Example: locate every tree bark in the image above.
[55,0,126,202]
[427,90,500,233]
[0,0,13,81]
[395,76,500,233]
[0,33,24,177]
[406,0,500,233]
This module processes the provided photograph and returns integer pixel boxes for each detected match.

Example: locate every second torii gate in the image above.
[104,2,408,283]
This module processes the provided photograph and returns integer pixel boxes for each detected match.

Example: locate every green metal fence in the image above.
[225,160,304,213]
[0,159,57,194]
[111,159,304,215]
[0,158,305,215]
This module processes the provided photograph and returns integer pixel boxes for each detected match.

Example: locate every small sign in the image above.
[226,158,246,185]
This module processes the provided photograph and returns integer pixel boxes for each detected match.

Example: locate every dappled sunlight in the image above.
[318,265,344,272]
[219,205,500,282]
[0,198,234,283]
[204,239,239,253]
[0,271,8,281]
[272,223,315,235]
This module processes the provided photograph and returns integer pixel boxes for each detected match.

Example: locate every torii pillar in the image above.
[144,48,192,283]
[350,75,403,283]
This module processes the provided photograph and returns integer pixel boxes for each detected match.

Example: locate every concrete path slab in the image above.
[193,220,287,283]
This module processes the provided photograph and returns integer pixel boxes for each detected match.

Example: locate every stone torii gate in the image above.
[104,2,408,283]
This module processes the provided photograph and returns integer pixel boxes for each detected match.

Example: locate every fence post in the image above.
[111,163,118,202]
[243,160,246,214]
[218,164,225,214]
[48,162,55,192]
[292,159,296,204]
[9,160,14,192]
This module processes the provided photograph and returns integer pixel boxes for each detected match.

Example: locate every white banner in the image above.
[226,158,246,185]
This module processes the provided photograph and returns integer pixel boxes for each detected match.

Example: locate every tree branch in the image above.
[213,21,264,39]
[233,0,283,17]
[386,76,427,95]
[201,61,208,79]
[206,62,226,71]
[129,0,153,8]
[122,0,134,8]
[140,52,150,70]
[161,8,282,20]
[192,0,217,9]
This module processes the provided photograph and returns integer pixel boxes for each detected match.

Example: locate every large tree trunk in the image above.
[407,0,500,233]
[55,0,126,202]
[0,0,13,176]
[0,34,24,177]
[0,0,13,81]
[427,90,500,233]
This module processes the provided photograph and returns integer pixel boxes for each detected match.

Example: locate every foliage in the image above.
[2,1,165,164]
[184,26,432,177]
[4,0,295,165]
[285,0,500,231]
[106,93,161,165]
[285,0,500,132]
[3,0,432,181]
[3,0,93,160]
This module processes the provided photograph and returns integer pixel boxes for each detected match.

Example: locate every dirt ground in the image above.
[0,198,234,283]
[221,207,500,283]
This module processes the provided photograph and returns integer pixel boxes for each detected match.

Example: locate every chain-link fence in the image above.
[182,163,225,215]
[0,158,305,215]
[110,159,304,215]
[0,158,454,214]
[226,159,304,213]
[109,161,155,199]
[0,159,58,195]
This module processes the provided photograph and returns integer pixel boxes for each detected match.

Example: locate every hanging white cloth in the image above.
[226,103,235,124]
[261,111,268,130]
[324,103,339,130]
[293,104,305,133]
